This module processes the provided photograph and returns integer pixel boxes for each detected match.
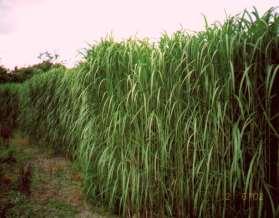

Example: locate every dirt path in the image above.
[0,133,118,218]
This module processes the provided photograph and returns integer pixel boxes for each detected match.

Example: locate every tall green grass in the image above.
[2,7,279,217]
[0,83,20,130]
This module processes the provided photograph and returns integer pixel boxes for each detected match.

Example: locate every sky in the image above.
[0,0,277,69]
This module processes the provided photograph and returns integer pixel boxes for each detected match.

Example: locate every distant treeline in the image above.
[0,61,66,83]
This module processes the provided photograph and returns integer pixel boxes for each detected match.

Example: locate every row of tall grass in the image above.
[1,7,279,217]
[0,83,20,131]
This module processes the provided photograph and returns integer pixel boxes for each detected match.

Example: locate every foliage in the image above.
[0,84,20,129]
[0,65,13,83]
[0,57,66,84]
[10,61,66,83]
[2,7,279,217]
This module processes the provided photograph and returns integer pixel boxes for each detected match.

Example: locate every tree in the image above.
[37,51,60,63]
[0,52,66,83]
[0,65,12,83]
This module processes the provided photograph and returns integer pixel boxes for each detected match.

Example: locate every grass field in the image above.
[1,7,279,217]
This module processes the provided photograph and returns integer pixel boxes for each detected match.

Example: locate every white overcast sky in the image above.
[0,0,277,69]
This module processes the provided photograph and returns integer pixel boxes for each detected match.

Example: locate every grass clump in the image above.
[0,84,21,130]
[74,8,279,217]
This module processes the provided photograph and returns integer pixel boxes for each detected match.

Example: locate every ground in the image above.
[0,132,118,218]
